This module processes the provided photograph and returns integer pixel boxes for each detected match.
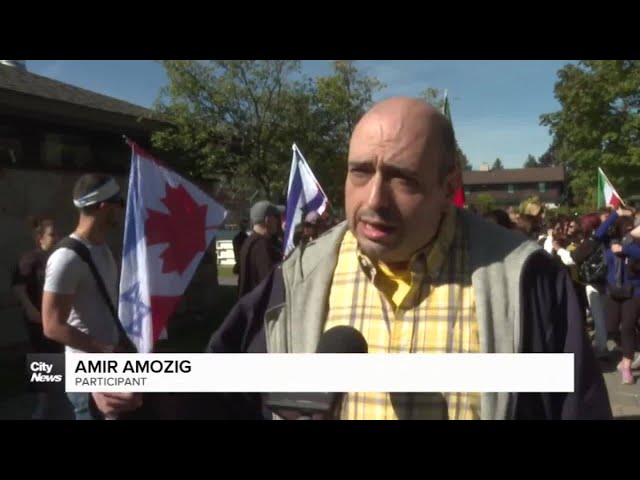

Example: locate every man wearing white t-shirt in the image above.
[42,173,141,420]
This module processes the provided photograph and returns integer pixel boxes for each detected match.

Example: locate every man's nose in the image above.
[366,174,389,210]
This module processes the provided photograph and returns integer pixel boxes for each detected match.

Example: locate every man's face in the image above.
[345,112,457,264]
[100,200,124,228]
[40,225,59,252]
[265,214,280,236]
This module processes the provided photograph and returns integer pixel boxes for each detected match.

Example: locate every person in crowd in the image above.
[236,200,282,298]
[41,173,138,420]
[546,218,588,317]
[483,209,515,229]
[599,207,613,225]
[12,216,62,354]
[514,214,540,240]
[232,220,249,275]
[569,213,609,358]
[11,216,73,419]
[592,207,640,384]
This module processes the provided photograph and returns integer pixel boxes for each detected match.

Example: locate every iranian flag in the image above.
[597,167,623,208]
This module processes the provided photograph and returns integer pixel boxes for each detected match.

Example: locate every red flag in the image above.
[443,93,465,208]
[453,185,465,207]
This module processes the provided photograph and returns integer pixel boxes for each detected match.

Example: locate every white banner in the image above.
[64,353,574,393]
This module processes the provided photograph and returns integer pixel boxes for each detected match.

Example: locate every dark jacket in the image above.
[594,211,640,294]
[237,232,281,298]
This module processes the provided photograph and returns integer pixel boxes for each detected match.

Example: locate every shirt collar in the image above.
[356,205,458,282]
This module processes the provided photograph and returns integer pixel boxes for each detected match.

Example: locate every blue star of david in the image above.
[120,282,150,338]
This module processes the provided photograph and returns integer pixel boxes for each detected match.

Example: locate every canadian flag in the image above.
[118,141,228,353]
[597,167,623,209]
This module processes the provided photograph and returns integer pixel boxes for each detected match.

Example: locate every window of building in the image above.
[508,184,514,194]
[538,182,546,192]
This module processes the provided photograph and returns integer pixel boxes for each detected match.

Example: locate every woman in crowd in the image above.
[11,216,72,419]
[11,216,62,354]
[593,208,640,384]
[570,213,609,358]
[545,217,589,325]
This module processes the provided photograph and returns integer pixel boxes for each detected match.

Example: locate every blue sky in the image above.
[27,60,574,169]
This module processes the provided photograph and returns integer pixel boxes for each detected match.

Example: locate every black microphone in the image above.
[264,326,368,420]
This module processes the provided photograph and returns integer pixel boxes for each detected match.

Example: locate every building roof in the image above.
[0,64,170,134]
[0,64,156,118]
[466,190,563,204]
[463,166,566,185]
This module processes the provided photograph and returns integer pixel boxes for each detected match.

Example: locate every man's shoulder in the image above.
[17,249,43,271]
[47,241,86,271]
[283,222,348,269]
[458,208,541,261]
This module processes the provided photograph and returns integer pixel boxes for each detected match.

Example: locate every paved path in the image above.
[600,358,640,419]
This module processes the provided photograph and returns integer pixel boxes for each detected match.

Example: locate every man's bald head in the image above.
[344,96,461,264]
[351,97,458,183]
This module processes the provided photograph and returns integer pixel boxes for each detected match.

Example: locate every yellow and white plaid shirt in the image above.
[324,207,480,420]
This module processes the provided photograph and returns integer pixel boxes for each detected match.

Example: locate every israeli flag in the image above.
[283,144,329,256]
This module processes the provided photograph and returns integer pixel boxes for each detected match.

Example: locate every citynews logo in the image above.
[26,354,65,393]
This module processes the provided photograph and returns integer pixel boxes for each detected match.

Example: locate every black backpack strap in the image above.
[56,236,136,352]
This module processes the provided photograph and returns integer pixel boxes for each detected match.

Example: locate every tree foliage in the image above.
[152,60,385,209]
[471,193,496,214]
[540,60,640,208]
[524,154,538,168]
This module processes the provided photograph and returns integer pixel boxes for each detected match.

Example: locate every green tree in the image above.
[540,60,640,207]
[524,154,538,168]
[458,150,473,171]
[151,60,387,212]
[304,61,386,206]
[537,144,561,167]
[492,158,504,170]
[472,193,496,214]
[421,87,447,110]
[152,60,309,200]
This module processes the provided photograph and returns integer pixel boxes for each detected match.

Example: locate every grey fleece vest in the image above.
[264,208,541,420]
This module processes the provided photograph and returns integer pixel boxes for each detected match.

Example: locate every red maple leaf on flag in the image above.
[145,183,208,275]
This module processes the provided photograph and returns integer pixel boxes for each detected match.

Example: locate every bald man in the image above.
[198,97,611,420]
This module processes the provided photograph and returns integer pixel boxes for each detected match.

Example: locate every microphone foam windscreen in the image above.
[316,326,368,354]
